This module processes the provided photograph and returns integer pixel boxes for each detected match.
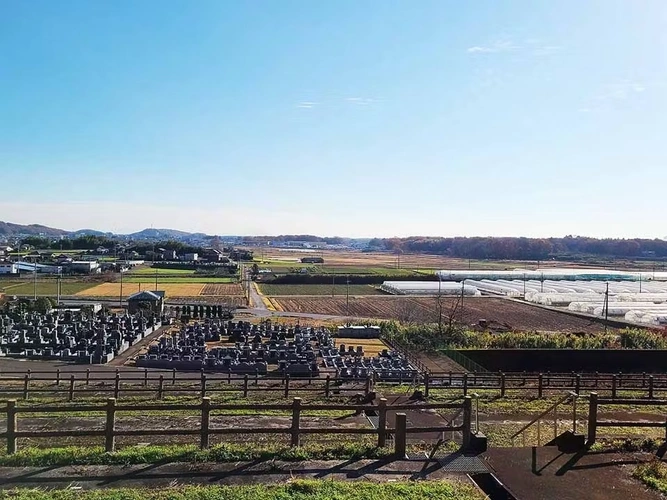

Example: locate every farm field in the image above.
[77,282,205,298]
[272,296,612,333]
[200,283,244,296]
[124,276,237,283]
[259,284,383,296]
[0,280,96,296]
[127,267,196,275]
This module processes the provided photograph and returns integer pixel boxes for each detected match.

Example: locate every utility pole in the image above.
[155,268,158,291]
[346,275,350,319]
[461,279,465,322]
[332,273,335,297]
[119,267,124,308]
[33,261,37,300]
[437,275,443,334]
[56,272,61,306]
[604,282,609,334]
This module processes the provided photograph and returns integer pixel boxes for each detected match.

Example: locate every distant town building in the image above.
[301,257,324,264]
[183,253,199,262]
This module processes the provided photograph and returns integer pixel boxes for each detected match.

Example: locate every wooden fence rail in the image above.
[1,369,666,402]
[0,397,471,458]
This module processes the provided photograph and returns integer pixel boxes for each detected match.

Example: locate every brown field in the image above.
[77,282,205,298]
[272,296,613,334]
[200,283,244,296]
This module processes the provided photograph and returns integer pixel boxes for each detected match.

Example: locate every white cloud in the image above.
[296,101,317,108]
[467,40,519,54]
[344,97,376,105]
[467,38,561,56]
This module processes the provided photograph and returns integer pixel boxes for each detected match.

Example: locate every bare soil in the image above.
[274,296,612,334]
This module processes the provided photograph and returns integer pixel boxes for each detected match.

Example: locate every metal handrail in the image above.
[510,391,578,440]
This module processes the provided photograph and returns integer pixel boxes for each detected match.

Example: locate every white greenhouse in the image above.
[380,281,481,296]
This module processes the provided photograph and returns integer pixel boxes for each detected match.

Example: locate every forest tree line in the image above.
[367,236,667,260]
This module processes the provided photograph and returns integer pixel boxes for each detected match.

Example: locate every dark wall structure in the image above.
[461,349,667,373]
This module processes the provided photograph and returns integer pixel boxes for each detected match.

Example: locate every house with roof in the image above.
[127,290,165,314]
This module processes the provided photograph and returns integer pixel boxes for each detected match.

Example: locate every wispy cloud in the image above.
[296,101,317,109]
[467,38,561,56]
[467,40,518,54]
[344,97,376,105]
[578,80,658,112]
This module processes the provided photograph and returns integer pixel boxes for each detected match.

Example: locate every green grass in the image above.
[259,284,383,296]
[0,442,392,466]
[128,267,196,276]
[0,281,96,296]
[0,480,483,500]
[124,277,237,284]
[633,460,667,495]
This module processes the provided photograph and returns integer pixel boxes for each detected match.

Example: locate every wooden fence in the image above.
[587,392,667,444]
[425,371,667,399]
[0,370,375,402]
[1,369,667,402]
[0,397,472,457]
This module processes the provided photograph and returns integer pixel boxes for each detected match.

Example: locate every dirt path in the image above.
[484,447,661,500]
[0,459,475,490]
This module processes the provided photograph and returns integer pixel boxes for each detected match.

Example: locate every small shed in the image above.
[127,290,165,314]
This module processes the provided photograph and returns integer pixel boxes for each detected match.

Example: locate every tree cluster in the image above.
[368,236,667,260]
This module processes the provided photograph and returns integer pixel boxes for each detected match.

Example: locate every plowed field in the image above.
[76,283,205,298]
[200,283,244,296]
[272,297,612,333]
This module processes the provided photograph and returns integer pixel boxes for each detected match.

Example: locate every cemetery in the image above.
[0,307,162,364]
[136,320,418,380]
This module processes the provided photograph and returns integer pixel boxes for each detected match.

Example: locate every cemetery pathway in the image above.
[107,324,171,367]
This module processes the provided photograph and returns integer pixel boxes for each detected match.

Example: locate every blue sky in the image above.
[1,1,666,237]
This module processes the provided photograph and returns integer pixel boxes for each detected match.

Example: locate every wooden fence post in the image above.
[255,369,259,386]
[538,373,544,399]
[86,368,90,386]
[575,374,581,395]
[23,374,30,401]
[144,369,148,387]
[462,395,472,451]
[291,397,302,447]
[284,375,290,399]
[378,398,387,447]
[243,375,249,398]
[200,397,211,449]
[56,369,61,386]
[365,375,372,396]
[172,368,176,386]
[325,375,331,398]
[68,375,75,402]
[394,413,407,458]
[611,374,617,399]
[500,372,506,398]
[114,373,120,399]
[6,400,17,455]
[200,374,207,399]
[587,392,598,445]
[105,398,116,452]
[424,373,430,398]
[158,375,164,400]
[463,373,468,396]
[649,375,654,399]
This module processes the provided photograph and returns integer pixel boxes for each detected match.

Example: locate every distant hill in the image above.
[0,221,68,237]
[126,228,196,239]
[69,229,113,237]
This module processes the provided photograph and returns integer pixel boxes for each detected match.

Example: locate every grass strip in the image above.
[0,479,483,500]
[633,460,667,495]
[0,442,403,467]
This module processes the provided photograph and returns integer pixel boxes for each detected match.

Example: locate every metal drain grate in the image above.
[436,454,489,473]
[366,415,379,428]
